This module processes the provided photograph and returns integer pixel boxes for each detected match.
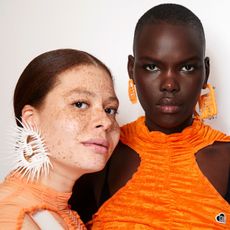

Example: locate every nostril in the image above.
[96,124,103,128]
[161,79,179,92]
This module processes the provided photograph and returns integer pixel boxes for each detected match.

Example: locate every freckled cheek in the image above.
[48,113,88,137]
[48,139,76,161]
[42,122,79,155]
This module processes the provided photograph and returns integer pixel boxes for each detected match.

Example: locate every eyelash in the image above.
[143,64,197,73]
[143,64,159,72]
[181,64,196,72]
[74,101,89,109]
[104,107,118,116]
[73,101,118,116]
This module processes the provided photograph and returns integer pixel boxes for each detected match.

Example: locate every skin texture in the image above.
[22,65,120,193]
[19,64,120,229]
[128,23,209,134]
[71,23,230,223]
[109,23,230,199]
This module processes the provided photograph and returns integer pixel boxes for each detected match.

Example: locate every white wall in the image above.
[1,0,230,180]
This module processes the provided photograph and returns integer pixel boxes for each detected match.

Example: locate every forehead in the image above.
[135,23,204,58]
[56,65,113,91]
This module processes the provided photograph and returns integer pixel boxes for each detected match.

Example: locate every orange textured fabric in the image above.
[92,116,230,229]
[0,173,86,230]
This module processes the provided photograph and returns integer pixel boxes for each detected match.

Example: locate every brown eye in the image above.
[181,64,195,72]
[74,102,89,109]
[144,64,159,72]
[104,107,118,115]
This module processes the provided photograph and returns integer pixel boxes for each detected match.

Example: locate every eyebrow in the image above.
[105,96,119,105]
[64,88,119,104]
[138,55,202,63]
[64,88,96,97]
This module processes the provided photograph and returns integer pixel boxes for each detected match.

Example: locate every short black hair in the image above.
[133,3,205,52]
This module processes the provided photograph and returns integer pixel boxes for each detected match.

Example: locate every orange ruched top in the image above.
[0,173,86,229]
[92,117,230,229]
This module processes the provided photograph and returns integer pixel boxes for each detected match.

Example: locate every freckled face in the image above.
[129,23,209,134]
[36,65,120,174]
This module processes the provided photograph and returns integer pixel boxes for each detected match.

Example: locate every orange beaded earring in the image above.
[198,83,217,119]
[128,79,137,104]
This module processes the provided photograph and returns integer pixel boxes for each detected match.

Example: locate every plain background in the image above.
[0,0,230,180]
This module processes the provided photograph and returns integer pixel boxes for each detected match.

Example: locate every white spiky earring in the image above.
[10,118,52,182]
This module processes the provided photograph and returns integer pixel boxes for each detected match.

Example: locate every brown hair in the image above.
[13,49,112,126]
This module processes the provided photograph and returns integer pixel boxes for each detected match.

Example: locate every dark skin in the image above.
[70,22,230,223]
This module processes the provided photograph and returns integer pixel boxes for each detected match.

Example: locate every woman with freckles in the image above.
[0,49,120,229]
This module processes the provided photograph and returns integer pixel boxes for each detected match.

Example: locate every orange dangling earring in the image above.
[198,83,217,120]
[128,79,137,104]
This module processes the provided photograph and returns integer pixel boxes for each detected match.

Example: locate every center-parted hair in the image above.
[133,3,205,52]
[14,49,112,126]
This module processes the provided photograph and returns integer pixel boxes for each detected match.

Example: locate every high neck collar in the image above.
[6,172,71,210]
[128,116,204,143]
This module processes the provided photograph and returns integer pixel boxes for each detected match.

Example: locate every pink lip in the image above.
[81,139,109,154]
[157,98,181,113]
[157,105,180,113]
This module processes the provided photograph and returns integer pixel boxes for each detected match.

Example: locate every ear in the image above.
[127,55,135,81]
[21,105,39,128]
[203,57,210,88]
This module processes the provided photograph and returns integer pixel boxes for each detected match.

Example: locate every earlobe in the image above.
[127,55,135,81]
[203,57,210,88]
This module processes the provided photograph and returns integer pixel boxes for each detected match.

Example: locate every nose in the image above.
[160,71,180,93]
[93,109,113,131]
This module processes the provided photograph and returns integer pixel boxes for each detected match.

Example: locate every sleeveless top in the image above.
[0,173,86,229]
[92,117,230,229]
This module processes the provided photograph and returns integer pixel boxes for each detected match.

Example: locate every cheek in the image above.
[43,109,89,135]
[136,76,158,98]
[41,113,89,153]
[184,83,202,102]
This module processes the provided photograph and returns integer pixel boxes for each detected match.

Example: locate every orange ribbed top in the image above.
[92,117,230,229]
[0,173,86,229]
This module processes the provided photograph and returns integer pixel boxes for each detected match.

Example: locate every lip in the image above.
[81,139,109,154]
[157,98,181,114]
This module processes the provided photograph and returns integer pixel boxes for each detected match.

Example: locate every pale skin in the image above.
[20,65,120,229]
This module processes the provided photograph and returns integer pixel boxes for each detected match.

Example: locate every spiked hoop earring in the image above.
[10,118,52,181]
[198,83,217,120]
[128,79,137,104]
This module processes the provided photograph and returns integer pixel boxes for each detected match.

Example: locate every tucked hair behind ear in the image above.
[14,49,112,126]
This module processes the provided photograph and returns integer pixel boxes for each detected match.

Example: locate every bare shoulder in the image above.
[196,141,230,198]
[196,141,230,161]
[211,141,230,151]
[21,214,40,230]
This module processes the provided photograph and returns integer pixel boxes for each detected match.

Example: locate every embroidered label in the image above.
[215,212,226,224]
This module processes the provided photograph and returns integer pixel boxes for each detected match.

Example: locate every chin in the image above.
[157,116,191,132]
[81,157,109,174]
[83,164,106,174]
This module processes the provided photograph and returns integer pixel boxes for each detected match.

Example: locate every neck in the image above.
[145,116,194,134]
[30,158,83,193]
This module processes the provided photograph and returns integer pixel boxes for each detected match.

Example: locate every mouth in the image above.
[157,98,181,114]
[81,139,109,154]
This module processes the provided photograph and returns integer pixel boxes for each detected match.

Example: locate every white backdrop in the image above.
[1,0,230,180]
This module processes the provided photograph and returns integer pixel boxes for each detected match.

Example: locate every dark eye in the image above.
[74,102,88,109]
[144,64,159,72]
[181,64,195,72]
[104,107,118,115]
